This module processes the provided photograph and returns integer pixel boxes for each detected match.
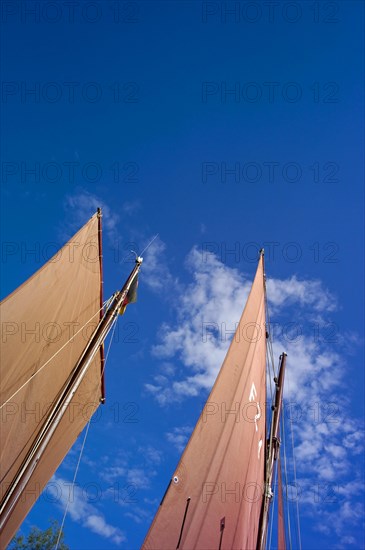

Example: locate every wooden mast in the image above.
[257,352,287,550]
[0,257,143,539]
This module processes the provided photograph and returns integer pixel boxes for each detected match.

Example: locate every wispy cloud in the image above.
[122,200,141,216]
[138,445,163,466]
[166,426,193,453]
[100,447,161,491]
[146,246,342,400]
[48,475,125,545]
[63,189,119,242]
[94,448,162,528]
[267,276,337,312]
[141,236,178,293]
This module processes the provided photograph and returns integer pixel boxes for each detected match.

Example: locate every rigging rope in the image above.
[140,233,159,256]
[286,367,302,550]
[263,256,298,550]
[0,297,114,410]
[121,233,159,264]
[265,290,277,380]
[281,404,293,550]
[263,261,276,403]
[54,314,118,550]
[267,462,276,550]
[263,262,276,405]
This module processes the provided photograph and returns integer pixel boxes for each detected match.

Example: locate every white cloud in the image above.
[266,276,337,312]
[315,500,364,547]
[126,468,152,490]
[124,505,152,525]
[101,465,127,484]
[64,189,119,242]
[139,445,163,466]
[338,535,357,547]
[47,475,125,545]
[100,448,161,499]
[342,430,365,454]
[166,426,193,453]
[147,246,340,402]
[122,200,141,216]
[141,236,178,293]
[85,515,124,545]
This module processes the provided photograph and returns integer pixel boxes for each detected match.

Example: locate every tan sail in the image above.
[0,213,104,546]
[143,255,266,550]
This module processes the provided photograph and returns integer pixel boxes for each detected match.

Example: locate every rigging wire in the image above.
[121,233,160,264]
[263,258,276,406]
[281,405,293,550]
[263,253,296,550]
[266,345,274,404]
[286,372,302,550]
[54,315,119,550]
[140,233,159,256]
[0,298,114,410]
[265,291,277,381]
[267,463,277,550]
[262,254,276,404]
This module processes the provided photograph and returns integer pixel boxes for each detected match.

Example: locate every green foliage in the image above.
[8,519,69,550]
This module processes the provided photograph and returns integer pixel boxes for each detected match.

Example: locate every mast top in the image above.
[259,248,264,256]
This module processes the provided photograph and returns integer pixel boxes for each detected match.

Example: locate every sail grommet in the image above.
[173,476,179,484]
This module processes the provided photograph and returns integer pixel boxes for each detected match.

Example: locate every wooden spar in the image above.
[257,352,287,550]
[0,257,142,538]
[97,208,106,402]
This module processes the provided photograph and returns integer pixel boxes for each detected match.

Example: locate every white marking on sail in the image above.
[258,439,263,460]
[249,382,257,402]
[254,402,261,432]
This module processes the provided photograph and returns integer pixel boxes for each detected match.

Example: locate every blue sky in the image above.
[1,1,364,549]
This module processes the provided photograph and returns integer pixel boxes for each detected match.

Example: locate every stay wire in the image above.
[263,261,276,401]
[281,405,293,550]
[267,464,276,550]
[287,366,302,550]
[140,233,159,256]
[263,260,275,403]
[54,315,118,550]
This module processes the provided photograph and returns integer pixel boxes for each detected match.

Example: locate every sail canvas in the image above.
[0,213,104,546]
[143,255,266,550]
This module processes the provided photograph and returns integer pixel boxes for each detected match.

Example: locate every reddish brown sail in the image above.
[142,254,266,550]
[0,213,104,546]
